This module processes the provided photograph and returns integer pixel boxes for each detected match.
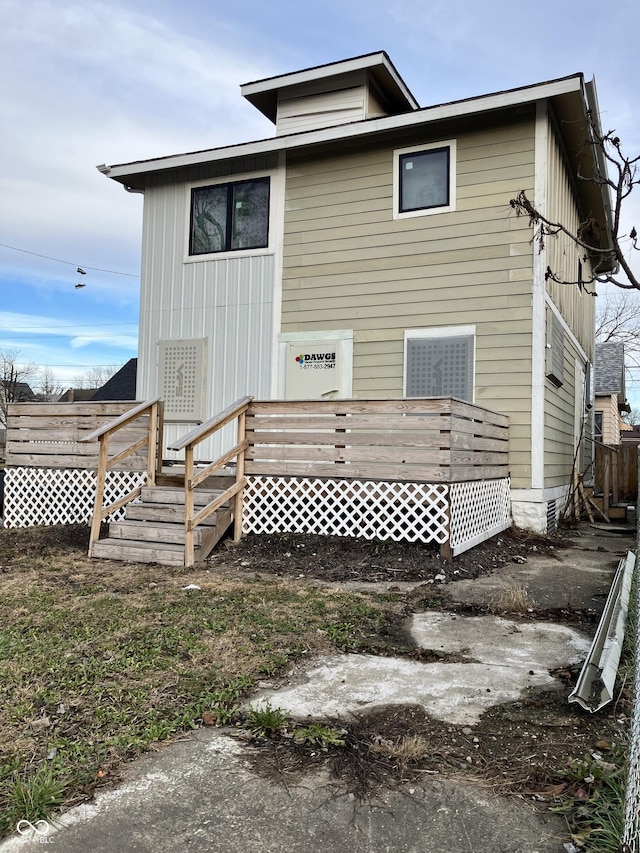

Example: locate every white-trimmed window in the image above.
[188,176,270,256]
[404,326,475,402]
[394,140,456,219]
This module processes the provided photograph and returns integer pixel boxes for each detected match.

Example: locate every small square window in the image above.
[399,148,450,212]
[394,141,456,219]
[189,177,270,255]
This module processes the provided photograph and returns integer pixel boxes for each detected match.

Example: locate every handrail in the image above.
[81,398,164,557]
[82,398,161,442]
[168,396,253,452]
[170,396,253,567]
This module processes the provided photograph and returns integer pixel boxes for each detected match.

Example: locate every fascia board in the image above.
[240,52,389,97]
[101,76,583,182]
[241,51,420,117]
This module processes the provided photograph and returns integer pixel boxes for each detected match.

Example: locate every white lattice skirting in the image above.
[450,478,511,555]
[3,467,147,528]
[243,476,510,550]
[244,476,449,543]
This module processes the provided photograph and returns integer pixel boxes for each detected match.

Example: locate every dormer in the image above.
[241,51,419,136]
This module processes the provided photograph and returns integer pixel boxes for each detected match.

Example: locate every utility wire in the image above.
[0,243,139,277]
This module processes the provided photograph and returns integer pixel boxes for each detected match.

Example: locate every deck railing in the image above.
[167,396,252,566]
[244,397,509,482]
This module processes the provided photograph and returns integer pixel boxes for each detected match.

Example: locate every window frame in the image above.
[393,140,457,220]
[185,172,272,261]
[403,325,475,402]
[594,411,603,441]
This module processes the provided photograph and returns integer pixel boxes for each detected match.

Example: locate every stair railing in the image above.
[81,399,164,557]
[167,396,253,567]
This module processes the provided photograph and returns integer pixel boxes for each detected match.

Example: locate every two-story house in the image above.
[98,52,613,533]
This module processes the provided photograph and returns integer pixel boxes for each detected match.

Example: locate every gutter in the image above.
[569,550,635,712]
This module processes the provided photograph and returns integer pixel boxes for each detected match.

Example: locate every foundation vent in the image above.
[546,499,557,534]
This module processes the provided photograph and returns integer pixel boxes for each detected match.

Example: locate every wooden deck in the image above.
[5,397,510,565]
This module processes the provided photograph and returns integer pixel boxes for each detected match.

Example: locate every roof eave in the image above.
[99,74,586,188]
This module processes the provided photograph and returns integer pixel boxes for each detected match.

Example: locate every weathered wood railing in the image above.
[6,401,157,470]
[244,397,509,482]
[168,396,252,567]
[79,399,163,556]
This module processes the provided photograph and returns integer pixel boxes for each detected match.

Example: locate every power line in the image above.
[0,243,139,278]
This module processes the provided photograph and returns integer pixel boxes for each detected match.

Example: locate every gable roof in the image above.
[90,358,137,401]
[594,342,626,395]
[5,381,36,401]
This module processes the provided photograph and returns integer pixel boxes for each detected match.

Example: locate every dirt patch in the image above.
[218,527,565,584]
[243,677,629,803]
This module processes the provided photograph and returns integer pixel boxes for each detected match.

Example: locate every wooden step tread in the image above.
[91,539,186,566]
[108,521,205,546]
[125,505,227,524]
[141,487,226,506]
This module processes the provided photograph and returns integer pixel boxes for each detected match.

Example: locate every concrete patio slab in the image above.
[250,615,591,726]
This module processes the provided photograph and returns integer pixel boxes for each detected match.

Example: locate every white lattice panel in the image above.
[243,477,450,544]
[450,478,511,555]
[3,467,146,528]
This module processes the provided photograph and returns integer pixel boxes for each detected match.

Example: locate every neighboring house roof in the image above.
[595,342,626,395]
[90,359,137,401]
[13,382,36,400]
[97,61,612,264]
[57,388,97,403]
[594,341,631,413]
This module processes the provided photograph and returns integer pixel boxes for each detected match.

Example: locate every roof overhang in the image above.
[98,71,613,252]
[240,51,419,122]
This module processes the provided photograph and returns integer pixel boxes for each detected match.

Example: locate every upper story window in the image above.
[189,177,270,255]
[393,140,456,219]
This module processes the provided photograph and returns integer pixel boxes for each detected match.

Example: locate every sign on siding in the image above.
[285,339,345,400]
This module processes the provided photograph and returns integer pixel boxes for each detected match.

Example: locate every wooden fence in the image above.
[595,442,638,508]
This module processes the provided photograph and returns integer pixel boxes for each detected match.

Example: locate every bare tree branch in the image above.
[0,349,38,428]
[509,112,639,292]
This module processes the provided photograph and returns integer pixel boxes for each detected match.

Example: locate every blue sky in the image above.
[1,0,639,397]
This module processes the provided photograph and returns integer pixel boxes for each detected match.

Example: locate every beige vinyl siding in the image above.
[544,332,585,488]
[281,113,536,488]
[595,395,621,445]
[277,88,366,135]
[543,117,595,489]
[545,119,595,358]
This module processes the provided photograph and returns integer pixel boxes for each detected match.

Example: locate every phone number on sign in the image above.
[300,363,336,369]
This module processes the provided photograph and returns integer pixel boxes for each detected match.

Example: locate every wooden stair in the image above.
[91,480,235,566]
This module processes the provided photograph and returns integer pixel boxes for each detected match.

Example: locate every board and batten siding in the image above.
[138,155,279,460]
[281,114,536,489]
[543,118,595,490]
